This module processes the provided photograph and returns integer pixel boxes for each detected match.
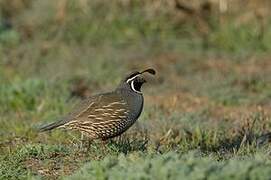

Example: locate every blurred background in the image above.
[1,0,271,178]
[0,0,270,91]
[0,0,270,112]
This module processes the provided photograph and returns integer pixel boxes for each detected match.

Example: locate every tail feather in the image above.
[38,120,65,132]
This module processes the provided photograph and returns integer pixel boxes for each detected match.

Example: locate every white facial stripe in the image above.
[131,80,142,94]
[126,74,140,83]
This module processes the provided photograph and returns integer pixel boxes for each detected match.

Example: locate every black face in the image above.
[123,68,156,94]
[126,74,146,93]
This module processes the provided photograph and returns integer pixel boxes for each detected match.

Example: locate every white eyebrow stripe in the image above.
[126,74,141,83]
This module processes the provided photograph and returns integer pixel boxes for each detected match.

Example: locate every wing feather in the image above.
[63,92,130,138]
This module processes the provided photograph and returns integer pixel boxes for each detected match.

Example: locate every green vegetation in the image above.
[68,152,271,180]
[0,0,271,179]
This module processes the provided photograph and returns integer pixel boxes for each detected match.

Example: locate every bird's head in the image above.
[118,68,156,94]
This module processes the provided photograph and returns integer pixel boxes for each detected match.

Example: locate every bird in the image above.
[38,68,156,141]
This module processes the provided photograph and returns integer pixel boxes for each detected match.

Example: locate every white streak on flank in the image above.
[102,101,126,108]
[131,80,142,94]
[76,127,95,135]
[118,115,126,118]
[78,124,96,130]
[88,114,96,118]
[110,102,126,105]
[76,102,95,118]
[94,108,104,112]
[58,125,65,129]
[60,120,76,128]
[101,112,111,116]
[86,102,95,109]
[80,122,92,125]
[116,109,126,112]
[92,119,121,125]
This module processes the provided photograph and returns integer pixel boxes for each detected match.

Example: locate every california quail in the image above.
[39,68,156,141]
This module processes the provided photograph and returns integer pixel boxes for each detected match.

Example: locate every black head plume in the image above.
[140,68,156,75]
[122,68,156,82]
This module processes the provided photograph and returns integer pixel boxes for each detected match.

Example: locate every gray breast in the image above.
[119,89,144,129]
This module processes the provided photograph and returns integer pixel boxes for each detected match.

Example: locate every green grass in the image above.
[68,152,271,180]
[1,0,271,179]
